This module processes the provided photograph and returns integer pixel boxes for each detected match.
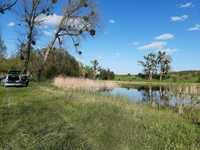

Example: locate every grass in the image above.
[0,82,200,149]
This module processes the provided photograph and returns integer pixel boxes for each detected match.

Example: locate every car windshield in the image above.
[8,75,20,81]
[8,71,21,75]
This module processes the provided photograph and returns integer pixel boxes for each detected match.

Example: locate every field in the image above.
[0,82,200,150]
[115,71,200,83]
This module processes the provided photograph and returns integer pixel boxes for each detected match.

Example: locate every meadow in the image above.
[0,80,200,150]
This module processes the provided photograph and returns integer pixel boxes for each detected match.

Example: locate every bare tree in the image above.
[43,0,98,64]
[26,0,99,80]
[0,0,17,14]
[17,0,56,73]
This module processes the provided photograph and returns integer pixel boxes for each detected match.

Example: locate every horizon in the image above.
[1,0,200,74]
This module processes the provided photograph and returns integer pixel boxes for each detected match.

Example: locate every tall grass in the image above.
[53,76,118,91]
[0,82,200,149]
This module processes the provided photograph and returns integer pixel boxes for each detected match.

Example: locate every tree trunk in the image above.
[43,30,59,64]
[37,68,42,81]
[43,14,67,64]
[23,26,33,74]
[160,71,163,81]
[36,31,59,81]
[149,72,153,80]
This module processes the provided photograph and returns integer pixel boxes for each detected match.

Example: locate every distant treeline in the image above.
[115,71,200,83]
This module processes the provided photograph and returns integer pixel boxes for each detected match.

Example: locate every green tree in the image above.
[43,0,98,63]
[30,48,82,80]
[17,0,57,74]
[157,51,171,81]
[0,55,22,73]
[99,68,115,80]
[84,65,95,79]
[139,53,157,80]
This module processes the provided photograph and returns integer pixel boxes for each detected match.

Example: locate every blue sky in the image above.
[1,0,200,74]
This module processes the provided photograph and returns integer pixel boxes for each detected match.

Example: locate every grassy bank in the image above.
[0,82,200,150]
[115,80,200,88]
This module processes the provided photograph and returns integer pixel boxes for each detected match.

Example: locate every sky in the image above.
[1,0,200,74]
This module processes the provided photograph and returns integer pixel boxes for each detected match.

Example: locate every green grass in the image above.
[0,82,200,150]
[114,71,200,84]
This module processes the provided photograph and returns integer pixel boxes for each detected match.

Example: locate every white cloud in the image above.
[138,42,177,54]
[138,34,177,54]
[8,22,15,27]
[138,41,167,50]
[155,33,175,41]
[37,13,62,26]
[109,19,116,24]
[180,2,193,8]
[37,13,93,34]
[188,24,200,31]
[171,15,189,22]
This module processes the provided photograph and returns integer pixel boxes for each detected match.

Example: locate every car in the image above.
[1,70,29,87]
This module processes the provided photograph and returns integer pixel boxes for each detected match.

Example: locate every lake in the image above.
[104,84,200,108]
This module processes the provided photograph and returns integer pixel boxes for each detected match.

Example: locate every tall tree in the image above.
[0,0,17,14]
[43,0,98,63]
[17,0,56,74]
[157,51,171,81]
[139,53,157,80]
[31,0,98,80]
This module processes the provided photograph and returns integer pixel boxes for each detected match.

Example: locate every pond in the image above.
[104,84,200,108]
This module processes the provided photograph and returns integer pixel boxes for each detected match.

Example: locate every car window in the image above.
[8,75,20,81]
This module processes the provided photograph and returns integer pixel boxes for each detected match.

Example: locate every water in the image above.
[104,84,200,108]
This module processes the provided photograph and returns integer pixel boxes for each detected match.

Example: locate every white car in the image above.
[1,71,29,87]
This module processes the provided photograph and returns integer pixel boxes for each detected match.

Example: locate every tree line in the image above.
[84,59,115,80]
[1,39,115,80]
[138,51,171,81]
[0,0,98,80]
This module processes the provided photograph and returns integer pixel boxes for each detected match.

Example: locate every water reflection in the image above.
[106,84,200,112]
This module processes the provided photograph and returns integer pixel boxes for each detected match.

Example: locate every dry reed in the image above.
[53,76,118,91]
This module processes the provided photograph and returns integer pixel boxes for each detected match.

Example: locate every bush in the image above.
[98,69,115,80]
[30,48,82,80]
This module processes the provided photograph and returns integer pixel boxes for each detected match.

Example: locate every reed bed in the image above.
[53,76,119,91]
